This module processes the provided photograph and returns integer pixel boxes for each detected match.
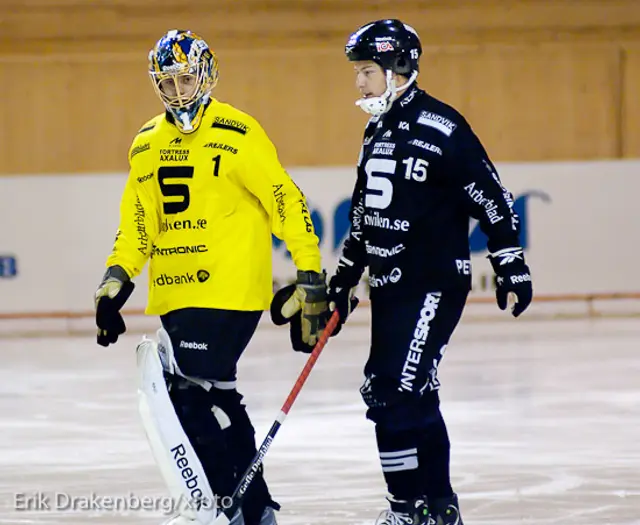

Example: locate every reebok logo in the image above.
[179,341,208,350]
[510,274,531,284]
[492,247,524,266]
[137,172,153,184]
[171,444,205,509]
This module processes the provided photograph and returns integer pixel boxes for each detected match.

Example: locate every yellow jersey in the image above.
[106,99,321,315]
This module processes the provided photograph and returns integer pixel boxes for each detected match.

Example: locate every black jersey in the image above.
[336,86,522,299]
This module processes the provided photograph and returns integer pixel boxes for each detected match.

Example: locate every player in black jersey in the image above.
[327,19,533,525]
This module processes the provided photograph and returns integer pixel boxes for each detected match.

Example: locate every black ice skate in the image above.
[375,496,435,525]
[430,494,463,525]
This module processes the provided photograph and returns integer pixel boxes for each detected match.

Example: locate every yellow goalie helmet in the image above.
[148,29,219,133]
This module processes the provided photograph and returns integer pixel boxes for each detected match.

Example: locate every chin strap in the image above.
[356,70,419,117]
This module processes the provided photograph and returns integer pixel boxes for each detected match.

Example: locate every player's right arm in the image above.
[234,118,327,345]
[233,120,321,274]
[94,134,159,347]
[327,163,367,332]
[105,143,159,278]
[334,123,376,288]
[335,167,368,287]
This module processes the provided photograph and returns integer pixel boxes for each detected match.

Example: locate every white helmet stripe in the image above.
[403,24,419,37]
[348,23,375,45]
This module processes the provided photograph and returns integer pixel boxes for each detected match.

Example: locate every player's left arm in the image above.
[236,123,321,273]
[236,122,327,345]
[451,122,533,317]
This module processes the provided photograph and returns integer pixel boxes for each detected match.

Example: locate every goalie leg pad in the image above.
[137,337,219,524]
[138,335,277,525]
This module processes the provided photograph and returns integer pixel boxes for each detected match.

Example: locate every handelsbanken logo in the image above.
[154,270,211,286]
[272,190,551,257]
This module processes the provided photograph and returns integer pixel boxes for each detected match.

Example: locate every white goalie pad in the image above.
[156,327,180,375]
[136,335,217,525]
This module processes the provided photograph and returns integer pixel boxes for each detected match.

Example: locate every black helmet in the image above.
[345,19,422,76]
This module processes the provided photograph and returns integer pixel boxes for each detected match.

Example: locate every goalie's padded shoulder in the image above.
[208,99,270,139]
[128,114,164,162]
[136,114,164,136]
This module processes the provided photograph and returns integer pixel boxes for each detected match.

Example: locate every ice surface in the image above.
[0,317,638,524]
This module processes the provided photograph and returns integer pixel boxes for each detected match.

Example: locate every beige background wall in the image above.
[0,0,639,174]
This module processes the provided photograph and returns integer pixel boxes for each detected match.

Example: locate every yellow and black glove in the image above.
[270,270,328,352]
[94,265,134,347]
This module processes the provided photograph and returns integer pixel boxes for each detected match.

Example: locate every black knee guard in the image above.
[361,374,442,430]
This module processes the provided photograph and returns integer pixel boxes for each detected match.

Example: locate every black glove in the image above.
[488,247,533,318]
[327,274,360,336]
[270,270,328,351]
[94,265,135,347]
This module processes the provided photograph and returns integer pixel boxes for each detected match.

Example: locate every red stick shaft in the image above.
[281,310,340,415]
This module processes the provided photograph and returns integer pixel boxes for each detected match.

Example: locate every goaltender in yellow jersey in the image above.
[107,102,319,315]
[94,30,327,525]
